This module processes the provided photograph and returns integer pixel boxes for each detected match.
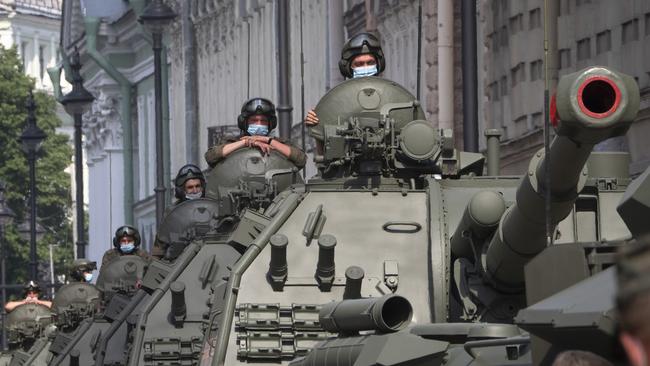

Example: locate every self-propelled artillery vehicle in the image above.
[51,65,641,366]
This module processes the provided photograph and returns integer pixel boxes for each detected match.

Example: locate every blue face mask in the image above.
[120,242,135,254]
[352,64,378,78]
[247,125,269,136]
[84,273,93,282]
[186,191,202,200]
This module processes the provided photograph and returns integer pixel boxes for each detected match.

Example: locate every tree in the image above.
[0,45,74,298]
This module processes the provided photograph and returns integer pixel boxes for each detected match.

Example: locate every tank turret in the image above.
[5,303,52,352]
[205,149,303,215]
[95,255,149,301]
[51,282,101,332]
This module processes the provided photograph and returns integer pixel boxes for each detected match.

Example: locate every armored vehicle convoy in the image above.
[48,65,641,366]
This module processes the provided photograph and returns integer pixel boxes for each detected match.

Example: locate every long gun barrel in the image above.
[485,66,639,291]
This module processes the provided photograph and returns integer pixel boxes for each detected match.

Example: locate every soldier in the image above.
[616,240,650,366]
[305,32,386,126]
[205,97,306,169]
[149,164,207,259]
[174,163,206,203]
[69,258,97,283]
[4,281,52,312]
[101,225,150,266]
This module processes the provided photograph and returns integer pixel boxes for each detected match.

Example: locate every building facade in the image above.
[61,0,172,266]
[0,0,61,91]
[480,0,650,175]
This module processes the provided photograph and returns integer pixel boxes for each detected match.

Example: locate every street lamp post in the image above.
[0,181,16,351]
[19,91,46,281]
[60,49,94,259]
[139,0,177,226]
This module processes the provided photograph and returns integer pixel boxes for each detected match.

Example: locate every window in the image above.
[39,45,45,81]
[532,112,543,127]
[489,82,500,101]
[596,30,611,54]
[577,38,591,61]
[499,26,508,47]
[560,0,571,16]
[559,48,572,68]
[20,42,27,71]
[500,76,508,96]
[511,63,526,86]
[622,19,639,44]
[530,60,543,81]
[514,115,527,125]
[509,13,523,34]
[529,8,541,30]
[488,32,499,51]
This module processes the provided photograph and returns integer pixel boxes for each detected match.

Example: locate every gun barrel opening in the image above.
[379,295,413,331]
[578,77,621,118]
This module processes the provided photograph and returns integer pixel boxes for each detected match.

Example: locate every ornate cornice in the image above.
[82,89,123,162]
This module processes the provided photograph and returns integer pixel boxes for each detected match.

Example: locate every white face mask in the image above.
[120,242,135,254]
[83,273,94,282]
[352,64,378,78]
[186,191,202,200]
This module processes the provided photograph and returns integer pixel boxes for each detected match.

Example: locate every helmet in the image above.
[237,98,277,131]
[338,32,386,79]
[112,225,141,248]
[174,164,206,200]
[69,259,97,281]
[23,280,41,296]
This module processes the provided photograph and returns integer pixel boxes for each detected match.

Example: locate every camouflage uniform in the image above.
[204,136,307,169]
[101,248,151,267]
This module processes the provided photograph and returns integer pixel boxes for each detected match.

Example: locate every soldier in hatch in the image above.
[204,97,306,169]
[305,32,386,127]
[173,163,206,204]
[69,258,97,283]
[4,281,52,312]
[150,164,208,258]
[101,225,150,266]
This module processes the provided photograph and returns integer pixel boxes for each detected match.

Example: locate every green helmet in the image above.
[338,32,385,78]
[69,259,97,281]
[237,97,277,131]
[23,280,41,296]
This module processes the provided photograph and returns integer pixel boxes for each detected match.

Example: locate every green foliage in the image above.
[0,45,75,298]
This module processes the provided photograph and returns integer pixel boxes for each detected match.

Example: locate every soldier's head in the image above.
[551,350,612,366]
[70,258,97,283]
[238,98,277,136]
[339,32,385,79]
[112,225,141,254]
[617,239,650,366]
[174,164,205,201]
[23,280,41,300]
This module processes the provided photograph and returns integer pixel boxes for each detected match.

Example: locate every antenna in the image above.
[416,0,422,100]
[299,0,306,179]
[543,0,553,246]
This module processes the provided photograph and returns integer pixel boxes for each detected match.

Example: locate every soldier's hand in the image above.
[239,136,253,147]
[250,135,272,143]
[252,141,274,155]
[305,109,319,126]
